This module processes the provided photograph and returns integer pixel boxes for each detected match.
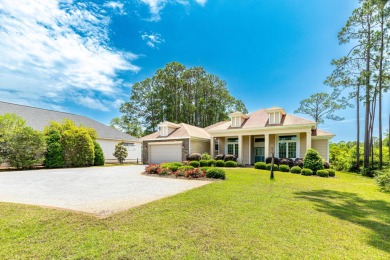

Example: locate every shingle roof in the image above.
[312,129,335,137]
[0,101,139,141]
[206,108,317,131]
[141,122,210,140]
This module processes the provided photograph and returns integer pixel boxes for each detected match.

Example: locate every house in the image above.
[141,122,210,164]
[206,107,334,165]
[0,101,142,163]
[141,107,334,165]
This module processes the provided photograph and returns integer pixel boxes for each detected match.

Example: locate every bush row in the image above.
[145,163,226,180]
[187,153,237,162]
[254,162,336,177]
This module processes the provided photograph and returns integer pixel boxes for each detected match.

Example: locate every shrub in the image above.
[303,148,324,174]
[93,141,105,166]
[317,169,329,177]
[215,154,225,160]
[201,152,212,160]
[200,166,210,172]
[189,161,200,167]
[266,157,280,165]
[171,162,183,167]
[208,159,217,167]
[225,161,237,167]
[161,163,181,172]
[294,158,304,168]
[254,162,266,169]
[176,166,194,177]
[185,168,206,179]
[145,164,160,174]
[206,168,226,180]
[266,163,279,171]
[323,161,330,169]
[216,160,225,167]
[224,154,236,162]
[157,167,172,175]
[113,141,127,164]
[44,129,64,168]
[199,160,209,167]
[279,164,290,172]
[280,158,294,168]
[301,168,313,176]
[328,169,336,177]
[375,170,390,192]
[188,153,201,161]
[290,166,302,174]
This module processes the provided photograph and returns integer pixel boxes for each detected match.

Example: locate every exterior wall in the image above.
[300,132,307,158]
[190,139,210,154]
[312,139,329,162]
[142,139,190,164]
[242,136,250,165]
[97,139,142,163]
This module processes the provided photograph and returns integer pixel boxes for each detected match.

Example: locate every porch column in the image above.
[249,135,252,165]
[238,135,243,165]
[264,134,269,159]
[210,137,215,158]
[306,130,312,153]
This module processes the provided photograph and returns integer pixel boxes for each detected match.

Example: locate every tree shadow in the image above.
[295,190,390,253]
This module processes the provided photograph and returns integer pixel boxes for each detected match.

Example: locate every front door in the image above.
[254,147,265,162]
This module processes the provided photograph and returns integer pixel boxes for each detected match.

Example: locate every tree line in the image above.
[296,0,389,174]
[112,62,247,136]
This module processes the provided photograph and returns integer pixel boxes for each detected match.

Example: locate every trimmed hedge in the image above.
[290,166,302,174]
[161,162,181,172]
[301,168,313,176]
[323,161,330,169]
[279,164,290,172]
[280,158,294,168]
[303,148,324,174]
[199,160,209,167]
[189,161,200,167]
[201,153,212,160]
[206,168,226,180]
[254,162,266,169]
[266,157,280,165]
[266,164,279,171]
[317,169,329,177]
[215,154,225,160]
[328,169,336,177]
[225,161,237,167]
[294,159,304,168]
[208,159,217,167]
[216,160,225,167]
[188,153,201,161]
[224,154,237,162]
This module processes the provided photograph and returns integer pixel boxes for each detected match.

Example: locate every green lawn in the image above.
[1,169,389,259]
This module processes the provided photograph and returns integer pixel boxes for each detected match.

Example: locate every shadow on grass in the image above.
[295,190,390,253]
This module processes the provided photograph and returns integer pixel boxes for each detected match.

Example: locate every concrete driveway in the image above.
[0,165,211,217]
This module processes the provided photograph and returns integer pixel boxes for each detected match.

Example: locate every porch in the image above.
[210,131,312,166]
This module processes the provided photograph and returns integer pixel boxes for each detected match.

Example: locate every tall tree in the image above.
[294,92,349,124]
[119,62,248,132]
[110,116,143,138]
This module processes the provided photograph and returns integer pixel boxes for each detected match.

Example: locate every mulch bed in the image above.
[141,172,222,181]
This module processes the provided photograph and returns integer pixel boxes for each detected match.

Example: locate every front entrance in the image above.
[254,147,265,162]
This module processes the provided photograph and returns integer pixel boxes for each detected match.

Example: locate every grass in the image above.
[0,169,389,259]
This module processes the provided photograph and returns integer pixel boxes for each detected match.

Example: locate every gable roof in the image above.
[0,101,139,142]
[206,108,317,131]
[141,122,210,140]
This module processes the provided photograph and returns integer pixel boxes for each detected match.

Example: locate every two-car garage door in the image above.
[149,142,182,164]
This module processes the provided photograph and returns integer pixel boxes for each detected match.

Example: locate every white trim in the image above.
[148,141,182,146]
[97,137,141,143]
[207,124,316,135]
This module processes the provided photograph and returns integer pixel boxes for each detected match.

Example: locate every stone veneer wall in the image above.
[142,139,190,164]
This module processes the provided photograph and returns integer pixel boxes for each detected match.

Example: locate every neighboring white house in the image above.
[0,101,142,163]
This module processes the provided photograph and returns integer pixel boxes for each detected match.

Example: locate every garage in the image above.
[149,142,182,164]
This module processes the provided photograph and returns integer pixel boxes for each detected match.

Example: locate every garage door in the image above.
[149,143,182,164]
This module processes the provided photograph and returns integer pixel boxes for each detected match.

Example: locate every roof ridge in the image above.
[0,100,80,117]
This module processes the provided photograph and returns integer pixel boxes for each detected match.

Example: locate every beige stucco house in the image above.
[141,107,334,165]
[206,107,334,165]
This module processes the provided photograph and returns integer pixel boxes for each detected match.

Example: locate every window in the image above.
[277,135,297,158]
[214,140,219,151]
[254,138,265,142]
[227,138,238,143]
[269,112,281,124]
[227,138,239,157]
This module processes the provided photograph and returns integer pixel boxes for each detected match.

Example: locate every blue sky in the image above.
[0,0,388,141]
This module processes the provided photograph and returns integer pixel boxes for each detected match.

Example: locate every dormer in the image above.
[229,111,249,128]
[158,121,180,137]
[266,107,286,125]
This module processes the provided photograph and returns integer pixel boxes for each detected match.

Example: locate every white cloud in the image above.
[76,96,110,111]
[195,0,207,6]
[104,1,126,15]
[140,0,206,21]
[0,0,140,111]
[141,32,164,48]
